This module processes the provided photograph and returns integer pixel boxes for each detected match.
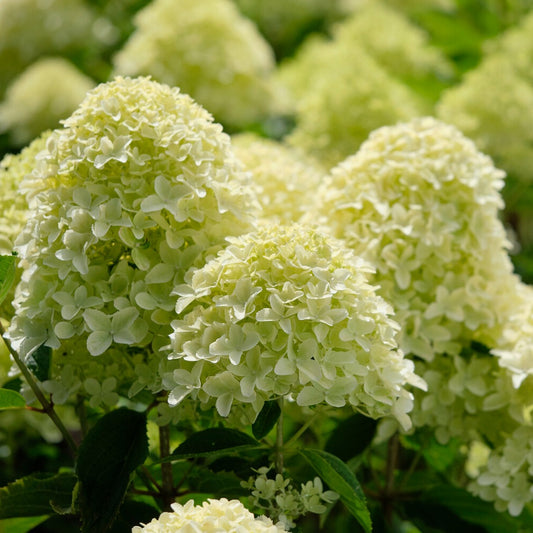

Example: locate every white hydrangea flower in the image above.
[0,133,49,255]
[0,58,95,146]
[308,116,533,511]
[437,54,533,182]
[113,0,288,129]
[0,0,95,95]
[231,133,325,224]
[168,224,425,430]
[281,38,424,167]
[242,466,338,529]
[0,132,50,320]
[309,117,517,364]
[132,498,288,532]
[7,76,256,406]
[484,9,533,86]
[332,1,452,85]
[469,425,533,517]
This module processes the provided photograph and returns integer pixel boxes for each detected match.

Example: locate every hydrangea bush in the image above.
[113,0,288,129]
[2,3,533,533]
[7,76,256,407]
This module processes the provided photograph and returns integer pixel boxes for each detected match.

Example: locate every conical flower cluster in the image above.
[8,76,256,406]
[168,224,424,429]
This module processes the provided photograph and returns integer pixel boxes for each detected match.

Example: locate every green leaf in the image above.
[252,400,281,440]
[0,516,49,533]
[187,465,248,498]
[0,255,16,307]
[421,485,524,533]
[108,501,159,533]
[300,448,372,533]
[76,408,148,533]
[26,344,51,382]
[0,473,77,519]
[0,388,25,410]
[169,428,262,460]
[325,413,378,462]
[1,377,22,392]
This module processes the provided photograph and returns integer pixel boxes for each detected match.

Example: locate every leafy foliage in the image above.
[76,408,148,533]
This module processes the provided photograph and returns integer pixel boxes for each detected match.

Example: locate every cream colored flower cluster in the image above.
[310,117,516,363]
[0,134,50,256]
[113,0,287,129]
[469,425,533,517]
[279,33,424,167]
[308,116,533,511]
[0,0,94,95]
[0,58,95,146]
[242,467,338,529]
[0,132,50,319]
[7,76,256,407]
[437,54,533,182]
[168,224,424,429]
[284,42,423,168]
[333,2,452,86]
[231,134,325,224]
[132,498,287,532]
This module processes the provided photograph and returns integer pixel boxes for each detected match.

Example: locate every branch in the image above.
[0,323,78,454]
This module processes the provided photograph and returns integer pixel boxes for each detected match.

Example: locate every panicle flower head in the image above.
[469,425,533,517]
[0,57,95,146]
[113,0,287,129]
[309,117,517,362]
[168,224,424,429]
[484,9,533,85]
[132,498,287,532]
[0,132,50,256]
[437,54,533,182]
[7,76,256,406]
[282,40,424,167]
[0,132,50,319]
[231,133,325,224]
[0,0,95,95]
[332,1,452,85]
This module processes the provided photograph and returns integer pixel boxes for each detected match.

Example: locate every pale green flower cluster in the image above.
[113,0,287,129]
[281,37,424,167]
[0,133,50,319]
[231,134,325,224]
[132,498,287,532]
[484,9,533,85]
[7,76,256,408]
[310,117,516,362]
[0,58,95,146]
[0,0,95,95]
[168,224,424,429]
[469,425,533,516]
[332,2,452,86]
[308,116,533,511]
[492,283,533,388]
[437,54,533,182]
[0,134,50,256]
[242,466,339,530]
